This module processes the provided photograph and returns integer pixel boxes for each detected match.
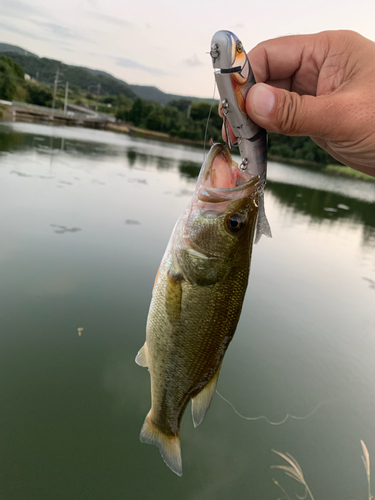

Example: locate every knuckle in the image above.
[275,91,301,135]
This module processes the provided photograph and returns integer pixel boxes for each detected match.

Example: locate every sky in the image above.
[1,0,375,99]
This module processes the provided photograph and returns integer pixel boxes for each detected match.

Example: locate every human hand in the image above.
[227,30,375,177]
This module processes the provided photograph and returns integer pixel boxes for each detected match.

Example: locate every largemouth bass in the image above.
[136,144,261,476]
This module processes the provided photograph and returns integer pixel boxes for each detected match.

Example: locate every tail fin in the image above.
[140,411,182,476]
[255,189,272,244]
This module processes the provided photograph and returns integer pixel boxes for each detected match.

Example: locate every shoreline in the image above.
[2,116,374,182]
[108,122,375,182]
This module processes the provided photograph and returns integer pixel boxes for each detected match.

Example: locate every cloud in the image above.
[0,0,89,45]
[32,20,90,42]
[183,54,204,67]
[0,0,42,18]
[0,20,49,42]
[115,57,167,76]
[85,11,133,29]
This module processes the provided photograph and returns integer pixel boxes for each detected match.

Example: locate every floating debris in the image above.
[10,170,32,177]
[323,207,338,213]
[125,219,140,225]
[337,203,350,210]
[129,178,147,184]
[50,224,82,234]
[78,327,84,336]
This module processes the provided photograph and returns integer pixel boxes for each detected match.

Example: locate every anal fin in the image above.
[135,342,148,367]
[191,364,221,428]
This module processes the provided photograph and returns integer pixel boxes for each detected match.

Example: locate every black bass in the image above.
[136,144,261,475]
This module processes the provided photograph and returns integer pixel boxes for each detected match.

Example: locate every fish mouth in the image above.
[197,143,258,203]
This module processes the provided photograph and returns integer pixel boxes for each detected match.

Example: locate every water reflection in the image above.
[267,180,375,234]
[0,121,375,500]
[178,160,201,180]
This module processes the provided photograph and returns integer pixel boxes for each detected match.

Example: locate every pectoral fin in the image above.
[191,364,222,428]
[255,190,272,244]
[135,342,148,367]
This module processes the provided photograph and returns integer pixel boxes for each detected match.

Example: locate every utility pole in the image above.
[64,81,69,115]
[52,68,59,111]
[97,83,101,96]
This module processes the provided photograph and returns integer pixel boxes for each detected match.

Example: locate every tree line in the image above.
[116,97,223,142]
[117,96,339,165]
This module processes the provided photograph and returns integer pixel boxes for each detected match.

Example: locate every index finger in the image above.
[248,32,326,95]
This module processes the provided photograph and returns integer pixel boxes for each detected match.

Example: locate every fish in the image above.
[135,143,262,476]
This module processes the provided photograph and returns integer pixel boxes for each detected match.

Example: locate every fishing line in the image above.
[215,390,338,426]
[203,81,217,161]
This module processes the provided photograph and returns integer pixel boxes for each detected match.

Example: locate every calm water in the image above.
[0,121,374,500]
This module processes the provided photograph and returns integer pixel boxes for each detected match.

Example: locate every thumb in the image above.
[246,83,337,137]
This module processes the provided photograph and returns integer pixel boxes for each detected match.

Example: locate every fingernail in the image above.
[252,84,275,117]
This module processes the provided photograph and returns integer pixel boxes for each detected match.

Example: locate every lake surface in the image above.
[0,121,374,500]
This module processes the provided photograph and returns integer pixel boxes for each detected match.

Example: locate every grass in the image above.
[324,164,375,182]
[272,441,373,500]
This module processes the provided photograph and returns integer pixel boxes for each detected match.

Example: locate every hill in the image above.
[0,52,137,100]
[0,43,37,58]
[0,43,212,105]
[127,84,209,106]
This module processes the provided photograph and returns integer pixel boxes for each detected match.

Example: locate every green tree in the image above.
[0,55,24,79]
[0,56,23,100]
[190,101,212,121]
[146,106,164,131]
[115,94,134,120]
[169,99,191,112]
[26,82,53,107]
[128,97,144,126]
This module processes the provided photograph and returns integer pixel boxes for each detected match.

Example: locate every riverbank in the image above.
[324,164,375,182]
[107,122,205,148]
[2,116,374,182]
[108,121,375,182]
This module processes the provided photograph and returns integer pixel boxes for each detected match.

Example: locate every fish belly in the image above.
[146,261,249,436]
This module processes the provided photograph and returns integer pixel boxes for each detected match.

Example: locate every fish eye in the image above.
[227,214,243,233]
[236,41,243,53]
